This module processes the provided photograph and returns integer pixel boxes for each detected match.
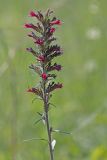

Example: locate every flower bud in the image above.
[50,28,56,33]
[29,11,38,18]
[42,73,48,80]
[35,39,44,45]
[50,20,62,25]
[37,55,45,62]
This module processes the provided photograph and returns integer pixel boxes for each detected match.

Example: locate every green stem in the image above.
[45,111,54,160]
[43,78,54,160]
[42,22,54,159]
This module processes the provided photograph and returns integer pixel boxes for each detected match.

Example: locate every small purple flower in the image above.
[54,64,62,71]
[46,82,63,93]
[46,63,62,72]
[26,47,33,52]
[26,47,37,56]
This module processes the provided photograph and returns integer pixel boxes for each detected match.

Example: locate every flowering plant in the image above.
[24,9,63,160]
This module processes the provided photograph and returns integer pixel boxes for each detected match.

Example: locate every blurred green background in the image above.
[0,0,107,159]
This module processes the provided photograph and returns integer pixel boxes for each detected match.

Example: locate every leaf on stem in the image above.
[23,138,48,142]
[53,129,72,135]
[34,118,42,125]
[36,112,46,125]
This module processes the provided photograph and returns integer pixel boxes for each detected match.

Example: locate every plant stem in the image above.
[43,80,54,160]
[45,110,54,160]
[42,20,54,158]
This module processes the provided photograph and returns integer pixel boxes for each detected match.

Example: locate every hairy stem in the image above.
[45,109,54,160]
[43,80,54,160]
[42,20,54,160]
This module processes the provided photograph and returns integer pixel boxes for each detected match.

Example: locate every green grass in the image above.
[0,0,107,159]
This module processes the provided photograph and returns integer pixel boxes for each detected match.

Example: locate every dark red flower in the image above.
[37,55,45,62]
[50,28,56,33]
[35,39,44,45]
[46,82,63,93]
[50,20,62,25]
[55,83,63,88]
[27,88,37,94]
[46,63,62,72]
[29,11,38,18]
[42,73,48,80]
[24,23,33,28]
[27,87,43,98]
[24,23,38,30]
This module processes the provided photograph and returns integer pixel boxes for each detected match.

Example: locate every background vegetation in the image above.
[0,0,107,159]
